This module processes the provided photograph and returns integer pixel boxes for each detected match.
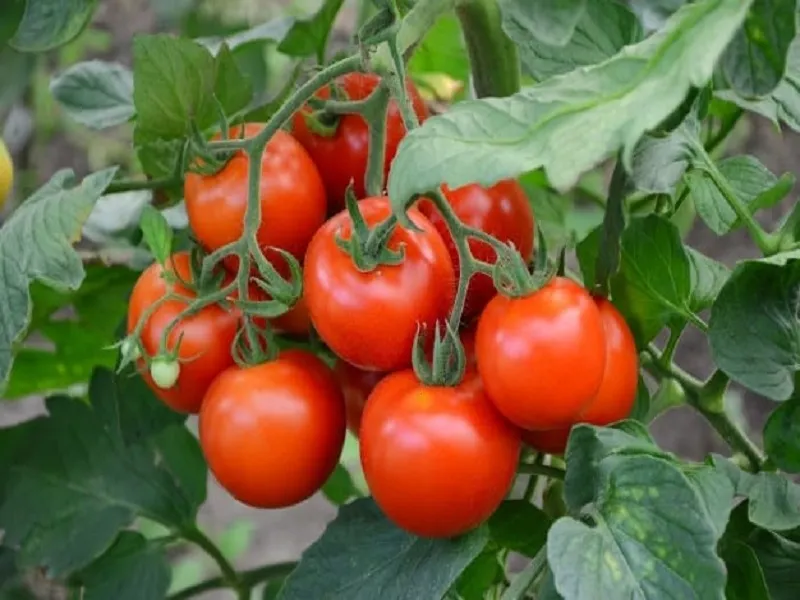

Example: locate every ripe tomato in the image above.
[127,252,240,413]
[476,276,606,431]
[419,180,534,320]
[333,359,386,436]
[304,196,455,371]
[481,293,639,454]
[199,350,346,508]
[291,72,429,212]
[184,123,326,267]
[360,370,520,538]
[520,298,639,454]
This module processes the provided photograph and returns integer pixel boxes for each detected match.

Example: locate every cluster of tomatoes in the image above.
[126,73,639,539]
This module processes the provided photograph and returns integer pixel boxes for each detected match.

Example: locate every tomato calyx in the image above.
[335,188,405,272]
[491,226,555,298]
[240,247,303,319]
[412,321,466,387]
[232,317,278,367]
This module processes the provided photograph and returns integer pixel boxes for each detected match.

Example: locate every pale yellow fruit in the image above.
[0,139,12,210]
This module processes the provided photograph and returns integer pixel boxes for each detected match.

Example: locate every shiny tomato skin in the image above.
[360,371,521,538]
[519,298,639,455]
[333,359,386,436]
[127,252,240,414]
[184,123,326,266]
[304,196,455,372]
[476,276,607,431]
[420,180,535,320]
[199,350,346,508]
[291,73,429,212]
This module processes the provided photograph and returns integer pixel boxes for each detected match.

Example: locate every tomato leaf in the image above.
[278,0,345,63]
[0,0,25,47]
[709,254,800,401]
[499,0,587,48]
[453,550,502,600]
[631,118,699,194]
[764,395,800,473]
[506,0,643,81]
[132,35,252,141]
[593,161,631,296]
[321,463,361,506]
[719,0,797,98]
[139,205,173,265]
[4,264,138,400]
[50,60,135,130]
[488,500,551,558]
[747,529,800,600]
[683,465,736,539]
[9,0,99,52]
[388,0,753,206]
[408,14,470,101]
[0,167,117,396]
[0,367,196,576]
[721,541,771,600]
[277,498,488,600]
[685,155,791,235]
[70,531,170,600]
[712,455,800,531]
[687,247,731,312]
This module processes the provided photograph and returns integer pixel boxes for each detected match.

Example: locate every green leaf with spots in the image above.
[387,0,753,205]
[9,0,99,52]
[277,498,488,600]
[548,455,726,600]
[71,532,170,600]
[507,0,643,82]
[682,465,735,539]
[719,0,797,98]
[709,256,800,401]
[764,395,800,472]
[0,168,117,396]
[499,0,587,47]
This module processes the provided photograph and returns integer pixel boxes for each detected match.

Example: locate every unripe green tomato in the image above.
[150,358,180,389]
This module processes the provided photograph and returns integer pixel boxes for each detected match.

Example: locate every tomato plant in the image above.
[199,350,346,509]
[4,0,800,599]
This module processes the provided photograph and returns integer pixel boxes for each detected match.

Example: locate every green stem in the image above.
[180,526,246,599]
[501,547,547,600]
[516,461,565,480]
[705,108,742,154]
[660,325,684,366]
[168,562,296,600]
[105,176,181,194]
[456,0,521,98]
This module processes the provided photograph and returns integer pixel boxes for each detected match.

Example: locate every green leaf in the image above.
[9,0,99,52]
[321,463,361,506]
[132,35,252,141]
[453,550,502,600]
[0,168,117,396]
[709,257,800,401]
[387,0,754,205]
[712,455,800,531]
[149,424,207,509]
[593,162,631,295]
[71,532,170,600]
[548,454,726,600]
[0,368,197,576]
[4,265,138,400]
[764,395,800,472]
[139,205,173,265]
[749,529,800,600]
[631,118,699,194]
[608,215,706,343]
[197,17,294,54]
[721,541,770,600]
[488,500,551,558]
[499,0,587,48]
[682,465,736,539]
[408,14,470,87]
[687,248,731,312]
[720,0,797,98]
[520,174,574,250]
[50,61,135,130]
[277,498,488,600]
[507,0,643,82]
[278,0,346,63]
[0,0,25,46]
[685,155,786,235]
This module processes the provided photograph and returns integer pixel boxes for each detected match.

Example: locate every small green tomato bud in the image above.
[150,358,180,389]
[120,338,141,362]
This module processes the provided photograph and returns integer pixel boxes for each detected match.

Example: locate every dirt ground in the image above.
[1,0,798,597]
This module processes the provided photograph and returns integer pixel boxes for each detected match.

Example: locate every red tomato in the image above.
[270,294,312,337]
[419,180,535,320]
[520,298,639,454]
[304,196,455,371]
[184,123,326,269]
[199,350,346,508]
[333,359,386,436]
[291,72,429,212]
[360,370,520,538]
[476,276,607,431]
[127,252,240,413]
